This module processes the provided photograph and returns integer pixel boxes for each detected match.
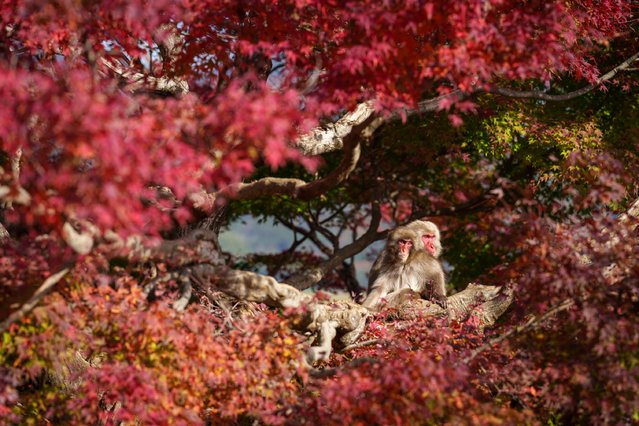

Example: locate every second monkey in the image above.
[363,221,447,310]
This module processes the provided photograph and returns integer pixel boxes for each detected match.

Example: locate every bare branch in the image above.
[285,203,385,290]
[212,129,364,204]
[297,133,363,198]
[276,215,333,256]
[305,212,339,249]
[186,261,512,364]
[339,338,385,354]
[462,299,574,364]
[154,24,185,69]
[490,51,639,101]
[295,101,375,156]
[413,89,465,115]
[473,285,515,327]
[100,58,189,97]
[0,267,71,334]
[318,203,384,273]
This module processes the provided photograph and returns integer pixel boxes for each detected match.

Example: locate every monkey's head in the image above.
[406,220,442,258]
[389,228,418,263]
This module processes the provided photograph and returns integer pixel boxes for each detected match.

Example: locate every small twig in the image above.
[339,338,384,353]
[307,213,339,249]
[276,215,333,256]
[0,267,71,333]
[319,202,348,226]
[462,299,575,364]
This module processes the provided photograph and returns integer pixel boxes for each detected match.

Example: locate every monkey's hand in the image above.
[431,293,448,310]
[354,292,367,304]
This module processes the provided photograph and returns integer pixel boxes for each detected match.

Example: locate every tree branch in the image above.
[489,51,639,101]
[462,299,574,364]
[284,203,385,290]
[275,215,333,256]
[100,57,189,97]
[187,263,512,363]
[305,212,340,249]
[0,267,71,334]
[293,51,639,158]
[212,124,366,204]
[295,101,375,156]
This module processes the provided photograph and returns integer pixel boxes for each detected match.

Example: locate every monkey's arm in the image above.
[385,288,420,307]
[424,270,447,309]
[361,283,389,309]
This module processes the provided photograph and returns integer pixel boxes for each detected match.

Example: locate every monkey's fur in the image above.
[405,220,442,258]
[362,224,447,310]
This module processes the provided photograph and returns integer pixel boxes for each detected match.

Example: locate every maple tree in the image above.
[2,0,639,424]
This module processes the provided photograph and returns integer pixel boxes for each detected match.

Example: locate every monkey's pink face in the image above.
[397,239,413,261]
[422,234,437,256]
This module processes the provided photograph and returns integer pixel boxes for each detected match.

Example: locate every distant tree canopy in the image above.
[1,1,639,424]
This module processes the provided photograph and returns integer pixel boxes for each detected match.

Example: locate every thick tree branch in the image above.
[212,124,366,204]
[131,226,515,365]
[184,261,511,364]
[295,101,375,156]
[101,58,189,97]
[306,320,339,363]
[294,91,466,156]
[413,89,465,115]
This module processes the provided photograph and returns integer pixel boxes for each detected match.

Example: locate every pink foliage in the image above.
[1,0,637,424]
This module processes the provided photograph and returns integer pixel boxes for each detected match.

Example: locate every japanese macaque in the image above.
[362,221,447,310]
[405,220,442,258]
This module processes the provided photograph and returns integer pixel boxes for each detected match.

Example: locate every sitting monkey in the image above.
[363,222,447,310]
